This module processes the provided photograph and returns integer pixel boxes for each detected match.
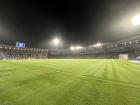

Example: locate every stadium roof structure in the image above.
[88,35,140,48]
[48,35,140,59]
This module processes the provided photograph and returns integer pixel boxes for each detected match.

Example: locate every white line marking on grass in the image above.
[5,61,140,89]
[48,68,140,89]
[130,60,140,64]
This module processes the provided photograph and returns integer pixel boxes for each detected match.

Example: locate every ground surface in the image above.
[0,59,140,105]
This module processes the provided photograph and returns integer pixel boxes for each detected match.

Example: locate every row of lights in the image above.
[106,40,139,48]
[0,46,48,52]
[123,40,138,45]
[88,43,103,48]
[69,43,103,51]
[69,39,139,50]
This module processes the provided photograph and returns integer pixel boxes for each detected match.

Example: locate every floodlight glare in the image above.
[88,43,103,48]
[70,46,83,50]
[94,43,103,47]
[70,46,75,50]
[52,37,60,45]
[75,46,83,49]
[132,15,140,26]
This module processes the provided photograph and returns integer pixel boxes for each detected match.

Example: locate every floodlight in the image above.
[70,46,83,50]
[94,43,103,47]
[88,42,103,48]
[70,46,75,50]
[132,15,140,26]
[52,37,60,45]
[75,46,83,49]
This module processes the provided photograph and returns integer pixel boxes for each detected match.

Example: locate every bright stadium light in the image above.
[52,37,60,45]
[132,15,140,26]
[75,46,83,49]
[94,43,103,47]
[70,46,75,50]
[70,46,83,50]
[49,36,63,48]
[88,42,103,48]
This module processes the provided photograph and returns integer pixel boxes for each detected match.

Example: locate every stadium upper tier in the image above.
[0,44,48,59]
[49,36,140,59]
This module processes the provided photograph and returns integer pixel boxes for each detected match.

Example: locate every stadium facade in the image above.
[0,36,140,60]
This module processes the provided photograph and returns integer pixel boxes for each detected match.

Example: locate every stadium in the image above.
[1,1,140,105]
[1,35,140,60]
[0,35,140,105]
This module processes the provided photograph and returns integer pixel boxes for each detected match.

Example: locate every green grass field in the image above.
[0,59,140,105]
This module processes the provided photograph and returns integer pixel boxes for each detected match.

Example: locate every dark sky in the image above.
[0,0,140,48]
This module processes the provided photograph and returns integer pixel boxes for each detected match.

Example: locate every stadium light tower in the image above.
[132,15,140,26]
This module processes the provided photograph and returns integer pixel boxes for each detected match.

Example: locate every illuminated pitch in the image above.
[0,59,140,105]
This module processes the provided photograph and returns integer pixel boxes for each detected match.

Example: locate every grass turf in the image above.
[0,59,140,105]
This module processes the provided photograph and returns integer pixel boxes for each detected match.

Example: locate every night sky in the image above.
[0,0,140,48]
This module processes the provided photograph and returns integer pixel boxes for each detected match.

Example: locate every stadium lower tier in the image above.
[0,44,48,60]
[48,52,140,59]
[0,47,140,60]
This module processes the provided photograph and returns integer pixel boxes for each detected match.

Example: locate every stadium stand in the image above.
[0,44,48,60]
[0,36,140,60]
[48,36,140,59]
